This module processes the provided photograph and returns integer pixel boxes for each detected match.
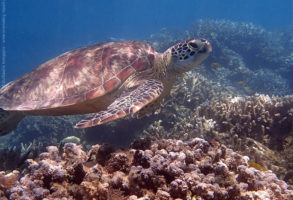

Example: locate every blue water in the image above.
[2,0,293,82]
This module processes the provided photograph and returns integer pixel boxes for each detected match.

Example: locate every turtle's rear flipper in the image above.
[74,79,163,128]
[0,109,25,136]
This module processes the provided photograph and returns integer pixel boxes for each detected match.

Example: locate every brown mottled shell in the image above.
[0,41,156,113]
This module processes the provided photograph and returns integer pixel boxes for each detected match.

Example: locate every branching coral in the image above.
[195,94,293,151]
[142,72,237,137]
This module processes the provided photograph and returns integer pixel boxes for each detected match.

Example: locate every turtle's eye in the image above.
[189,42,198,49]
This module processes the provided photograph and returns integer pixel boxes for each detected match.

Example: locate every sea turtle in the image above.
[0,39,212,136]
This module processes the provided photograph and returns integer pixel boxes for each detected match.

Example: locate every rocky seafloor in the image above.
[0,20,293,199]
[1,138,293,200]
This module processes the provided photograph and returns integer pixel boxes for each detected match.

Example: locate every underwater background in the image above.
[4,0,293,83]
[0,0,293,199]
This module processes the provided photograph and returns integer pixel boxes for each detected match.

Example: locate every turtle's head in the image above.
[168,38,212,73]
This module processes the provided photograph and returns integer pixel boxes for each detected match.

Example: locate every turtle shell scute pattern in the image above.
[0,41,156,111]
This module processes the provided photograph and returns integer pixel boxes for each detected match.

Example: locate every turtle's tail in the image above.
[0,108,25,136]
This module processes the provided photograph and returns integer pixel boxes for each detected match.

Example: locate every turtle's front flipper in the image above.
[74,79,163,128]
[0,109,25,136]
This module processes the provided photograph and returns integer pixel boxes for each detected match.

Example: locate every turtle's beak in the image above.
[199,39,212,54]
[204,40,212,53]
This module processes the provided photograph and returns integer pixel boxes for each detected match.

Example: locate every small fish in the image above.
[248,161,265,171]
[237,81,245,85]
[210,62,221,67]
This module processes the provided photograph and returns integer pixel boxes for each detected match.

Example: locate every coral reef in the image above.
[1,138,293,199]
[194,94,293,183]
[3,115,86,148]
[141,72,239,137]
[0,140,47,171]
[195,94,293,150]
[139,71,241,142]
[142,94,293,186]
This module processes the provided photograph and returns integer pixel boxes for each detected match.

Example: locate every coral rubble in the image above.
[1,138,293,199]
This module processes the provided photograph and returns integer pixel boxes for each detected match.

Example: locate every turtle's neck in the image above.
[154,50,173,79]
